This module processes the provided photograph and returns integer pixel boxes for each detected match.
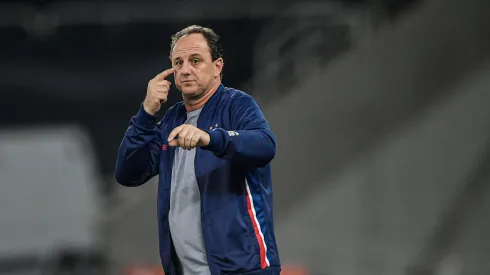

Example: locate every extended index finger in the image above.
[155,68,176,80]
[167,125,184,142]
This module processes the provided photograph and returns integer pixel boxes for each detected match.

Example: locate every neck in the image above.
[184,79,221,112]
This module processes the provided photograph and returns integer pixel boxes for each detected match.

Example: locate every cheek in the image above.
[174,72,183,82]
[203,67,215,78]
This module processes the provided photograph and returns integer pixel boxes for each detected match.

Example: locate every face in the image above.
[171,33,223,100]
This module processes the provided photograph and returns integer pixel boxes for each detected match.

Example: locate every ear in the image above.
[214,58,224,78]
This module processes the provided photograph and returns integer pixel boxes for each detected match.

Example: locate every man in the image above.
[115,25,281,275]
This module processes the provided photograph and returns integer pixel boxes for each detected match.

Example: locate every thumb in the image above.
[168,140,179,147]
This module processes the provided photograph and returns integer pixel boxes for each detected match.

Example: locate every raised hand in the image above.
[143,68,176,115]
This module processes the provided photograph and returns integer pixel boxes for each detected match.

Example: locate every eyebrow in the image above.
[173,53,203,61]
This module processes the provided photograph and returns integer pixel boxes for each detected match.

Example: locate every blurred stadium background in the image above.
[0,0,489,274]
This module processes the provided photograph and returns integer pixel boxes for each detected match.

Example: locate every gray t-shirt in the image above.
[168,107,211,275]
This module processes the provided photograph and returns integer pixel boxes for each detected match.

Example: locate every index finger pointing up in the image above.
[155,68,176,80]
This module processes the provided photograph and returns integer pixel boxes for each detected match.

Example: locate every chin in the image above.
[180,89,202,101]
[182,87,199,96]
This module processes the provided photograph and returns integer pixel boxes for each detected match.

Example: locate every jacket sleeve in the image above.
[114,105,162,187]
[203,95,276,167]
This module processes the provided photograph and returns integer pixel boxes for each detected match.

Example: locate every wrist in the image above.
[134,104,159,128]
[202,128,225,153]
[143,101,157,115]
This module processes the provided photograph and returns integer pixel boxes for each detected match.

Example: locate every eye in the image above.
[192,58,200,64]
[174,60,182,66]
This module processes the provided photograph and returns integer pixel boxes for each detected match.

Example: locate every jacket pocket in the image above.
[204,198,259,273]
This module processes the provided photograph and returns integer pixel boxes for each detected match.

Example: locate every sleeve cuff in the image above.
[204,128,226,154]
[133,104,159,128]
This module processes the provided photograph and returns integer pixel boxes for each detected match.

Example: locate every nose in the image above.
[179,61,191,76]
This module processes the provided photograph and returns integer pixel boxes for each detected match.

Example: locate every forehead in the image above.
[171,33,210,59]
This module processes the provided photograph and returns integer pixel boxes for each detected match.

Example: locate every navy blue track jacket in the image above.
[115,84,281,275]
